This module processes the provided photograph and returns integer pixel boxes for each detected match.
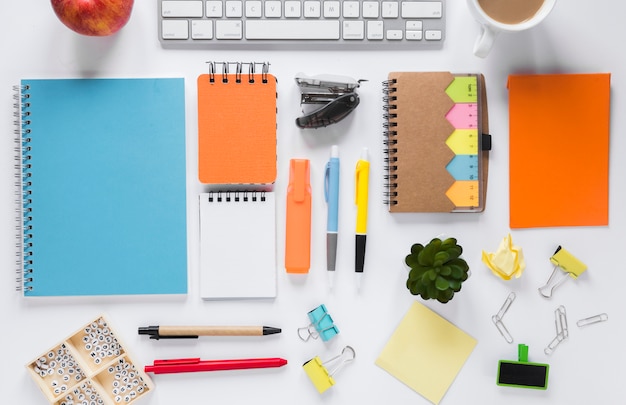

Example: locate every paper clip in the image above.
[577,313,608,328]
[492,292,516,343]
[538,246,587,298]
[544,305,568,355]
[298,304,339,342]
[295,73,365,129]
[303,346,355,394]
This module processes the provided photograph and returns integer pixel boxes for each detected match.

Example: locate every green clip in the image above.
[497,344,550,390]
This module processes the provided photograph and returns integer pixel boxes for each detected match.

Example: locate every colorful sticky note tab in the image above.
[445,181,480,208]
[445,155,479,181]
[445,76,478,103]
[445,103,479,129]
[446,129,479,154]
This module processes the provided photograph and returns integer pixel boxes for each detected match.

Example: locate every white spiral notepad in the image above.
[199,191,277,299]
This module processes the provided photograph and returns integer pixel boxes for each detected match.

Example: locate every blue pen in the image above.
[325,145,340,288]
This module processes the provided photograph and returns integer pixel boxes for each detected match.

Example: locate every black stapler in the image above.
[295,73,365,129]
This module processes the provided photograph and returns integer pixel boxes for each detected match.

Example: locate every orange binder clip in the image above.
[285,159,311,273]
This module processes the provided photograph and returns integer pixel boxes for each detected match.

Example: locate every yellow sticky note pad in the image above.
[482,234,526,280]
[303,356,335,394]
[375,302,477,405]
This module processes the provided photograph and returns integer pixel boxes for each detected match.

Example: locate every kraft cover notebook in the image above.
[14,78,188,296]
[375,302,477,405]
[508,73,611,228]
[383,72,490,213]
[197,62,277,185]
[199,191,276,299]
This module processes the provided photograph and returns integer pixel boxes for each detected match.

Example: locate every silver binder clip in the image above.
[492,292,516,343]
[295,73,365,129]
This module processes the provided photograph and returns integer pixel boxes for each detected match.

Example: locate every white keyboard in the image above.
[159,0,445,49]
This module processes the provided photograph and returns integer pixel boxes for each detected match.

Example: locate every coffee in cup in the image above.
[467,0,557,58]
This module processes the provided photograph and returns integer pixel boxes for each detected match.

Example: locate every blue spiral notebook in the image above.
[14,78,188,296]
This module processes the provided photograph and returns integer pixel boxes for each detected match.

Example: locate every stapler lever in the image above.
[295,73,365,129]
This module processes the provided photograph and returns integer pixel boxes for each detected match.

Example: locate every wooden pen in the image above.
[138,325,281,340]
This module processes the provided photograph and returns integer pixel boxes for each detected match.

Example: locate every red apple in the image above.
[51,0,134,36]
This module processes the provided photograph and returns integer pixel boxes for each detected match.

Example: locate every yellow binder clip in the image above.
[303,346,355,394]
[538,246,587,298]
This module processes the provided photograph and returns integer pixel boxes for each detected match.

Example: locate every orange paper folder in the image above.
[508,73,611,228]
[285,159,311,274]
[197,63,277,184]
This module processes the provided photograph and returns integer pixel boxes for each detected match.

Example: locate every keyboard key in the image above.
[381,1,399,18]
[206,1,223,17]
[343,2,360,18]
[324,1,341,18]
[225,1,243,17]
[343,20,364,39]
[216,20,243,39]
[406,20,423,30]
[162,20,189,39]
[285,1,302,17]
[406,30,422,40]
[192,20,214,39]
[265,1,282,17]
[245,1,262,17]
[387,29,403,40]
[401,1,442,18]
[425,30,442,40]
[246,20,340,39]
[162,1,203,17]
[303,1,321,17]
[363,2,380,18]
[367,20,384,40]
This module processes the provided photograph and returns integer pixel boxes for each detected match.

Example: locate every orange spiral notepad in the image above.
[508,73,611,228]
[197,62,277,184]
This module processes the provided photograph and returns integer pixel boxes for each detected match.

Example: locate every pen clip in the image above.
[153,358,200,366]
[291,159,309,203]
[324,161,331,203]
[355,161,364,205]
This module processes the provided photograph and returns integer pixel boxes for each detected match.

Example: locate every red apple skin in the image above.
[51,0,134,36]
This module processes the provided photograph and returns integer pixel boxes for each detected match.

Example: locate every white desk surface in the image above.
[1,1,624,404]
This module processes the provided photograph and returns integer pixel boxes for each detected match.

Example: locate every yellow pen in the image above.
[355,147,370,288]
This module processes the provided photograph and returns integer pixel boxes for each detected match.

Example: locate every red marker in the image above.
[145,357,288,374]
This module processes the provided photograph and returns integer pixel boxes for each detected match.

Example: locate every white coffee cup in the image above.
[467,0,557,58]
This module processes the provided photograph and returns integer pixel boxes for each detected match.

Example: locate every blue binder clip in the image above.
[298,304,339,342]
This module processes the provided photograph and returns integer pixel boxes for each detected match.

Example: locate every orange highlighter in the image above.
[285,159,312,273]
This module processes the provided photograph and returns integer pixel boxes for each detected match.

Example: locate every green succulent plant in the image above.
[405,237,470,303]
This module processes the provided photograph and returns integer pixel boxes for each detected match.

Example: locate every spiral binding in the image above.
[206,61,271,84]
[13,84,34,292]
[207,191,267,203]
[382,79,398,206]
